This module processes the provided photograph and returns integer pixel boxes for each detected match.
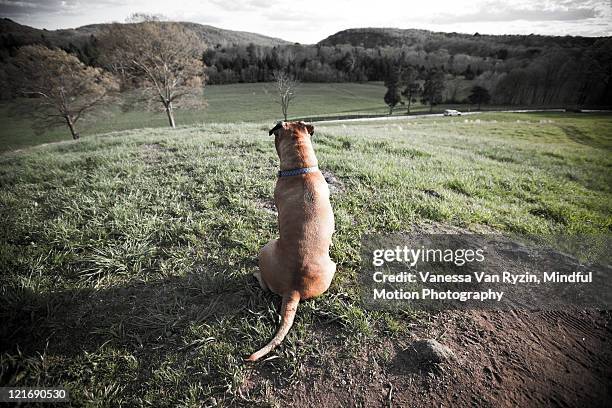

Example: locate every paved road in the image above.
[313,109,578,124]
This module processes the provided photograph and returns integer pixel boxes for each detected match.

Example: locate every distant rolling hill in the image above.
[318,27,601,49]
[0,18,290,52]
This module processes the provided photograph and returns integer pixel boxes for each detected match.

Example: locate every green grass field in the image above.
[0,82,384,152]
[1,111,610,405]
[0,81,493,152]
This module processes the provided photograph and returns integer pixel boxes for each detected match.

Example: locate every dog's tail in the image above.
[246,291,300,362]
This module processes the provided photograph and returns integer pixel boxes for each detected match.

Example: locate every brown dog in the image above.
[247,121,336,362]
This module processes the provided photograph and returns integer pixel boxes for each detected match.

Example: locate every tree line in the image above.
[381,64,491,114]
[2,22,611,108]
[201,38,611,107]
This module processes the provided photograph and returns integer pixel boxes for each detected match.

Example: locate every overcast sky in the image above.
[1,0,611,43]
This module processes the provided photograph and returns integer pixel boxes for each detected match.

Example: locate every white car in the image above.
[443,109,462,116]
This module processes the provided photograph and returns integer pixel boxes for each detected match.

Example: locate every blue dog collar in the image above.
[278,166,319,177]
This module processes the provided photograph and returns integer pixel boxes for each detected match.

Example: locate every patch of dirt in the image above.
[423,189,443,199]
[321,169,345,195]
[140,143,167,164]
[406,309,612,408]
[257,197,277,215]
[269,310,612,408]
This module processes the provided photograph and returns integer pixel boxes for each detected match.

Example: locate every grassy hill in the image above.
[1,112,610,405]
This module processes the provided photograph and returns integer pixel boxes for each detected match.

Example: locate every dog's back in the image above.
[274,167,335,298]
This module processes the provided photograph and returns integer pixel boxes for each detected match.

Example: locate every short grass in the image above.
[1,81,510,153]
[1,82,391,152]
[0,113,610,405]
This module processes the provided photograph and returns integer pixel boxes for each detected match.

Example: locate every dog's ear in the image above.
[305,123,314,136]
[268,121,285,136]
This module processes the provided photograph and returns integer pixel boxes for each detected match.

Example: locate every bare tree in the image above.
[10,45,118,140]
[124,12,166,23]
[99,19,205,128]
[273,70,298,121]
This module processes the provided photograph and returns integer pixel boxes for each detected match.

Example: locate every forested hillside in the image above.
[1,19,611,106]
[203,28,612,106]
[0,17,288,62]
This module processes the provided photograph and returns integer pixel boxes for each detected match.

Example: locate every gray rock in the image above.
[407,339,455,365]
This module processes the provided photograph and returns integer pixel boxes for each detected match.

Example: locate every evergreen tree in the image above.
[400,65,421,114]
[421,70,445,112]
[468,85,491,110]
[383,65,402,114]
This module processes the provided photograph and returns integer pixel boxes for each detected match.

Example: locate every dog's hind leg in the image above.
[257,239,281,292]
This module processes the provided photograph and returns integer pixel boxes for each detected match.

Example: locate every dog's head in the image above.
[268,121,315,160]
[268,121,314,137]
